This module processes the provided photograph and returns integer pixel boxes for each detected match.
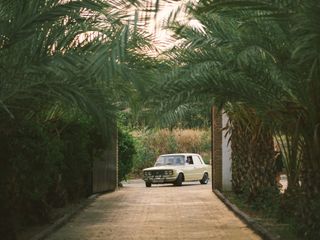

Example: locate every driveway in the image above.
[47,180,261,240]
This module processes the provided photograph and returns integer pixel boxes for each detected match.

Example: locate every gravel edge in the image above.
[30,193,101,240]
[213,189,280,240]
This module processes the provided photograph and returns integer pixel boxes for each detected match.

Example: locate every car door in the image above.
[184,155,197,181]
[193,155,205,179]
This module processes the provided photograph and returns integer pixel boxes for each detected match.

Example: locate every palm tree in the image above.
[146,1,284,196]
[0,1,156,238]
[147,0,320,237]
[0,0,149,123]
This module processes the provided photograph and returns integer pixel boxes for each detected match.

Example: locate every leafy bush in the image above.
[118,129,136,182]
[47,121,93,206]
[0,120,64,238]
[131,136,155,176]
[282,192,320,239]
[0,118,106,239]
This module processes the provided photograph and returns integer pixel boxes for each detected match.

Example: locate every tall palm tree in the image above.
[147,0,320,237]
[0,1,156,238]
[146,1,284,195]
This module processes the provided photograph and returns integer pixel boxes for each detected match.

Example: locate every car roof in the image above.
[159,153,200,156]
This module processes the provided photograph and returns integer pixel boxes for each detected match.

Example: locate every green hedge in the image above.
[118,129,136,182]
[0,119,104,239]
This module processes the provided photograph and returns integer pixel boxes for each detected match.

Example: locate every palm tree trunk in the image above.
[247,123,276,200]
[231,118,250,193]
[298,134,320,238]
[229,106,277,200]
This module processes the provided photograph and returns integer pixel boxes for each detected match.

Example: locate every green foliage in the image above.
[250,187,281,216]
[0,0,150,138]
[280,190,320,239]
[224,190,301,240]
[118,129,136,182]
[0,0,159,239]
[233,186,281,219]
[144,0,320,237]
[0,120,64,225]
[231,189,320,239]
[58,122,93,203]
[0,117,110,239]
[300,196,320,239]
[131,131,158,176]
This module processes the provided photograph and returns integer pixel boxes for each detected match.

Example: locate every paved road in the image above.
[47,180,261,240]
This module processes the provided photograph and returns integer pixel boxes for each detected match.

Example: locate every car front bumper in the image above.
[143,175,178,184]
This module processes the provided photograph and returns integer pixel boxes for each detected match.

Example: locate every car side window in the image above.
[175,157,183,165]
[193,156,202,165]
[186,156,194,164]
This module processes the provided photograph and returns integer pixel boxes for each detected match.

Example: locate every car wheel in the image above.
[174,173,183,186]
[145,182,152,187]
[200,173,209,184]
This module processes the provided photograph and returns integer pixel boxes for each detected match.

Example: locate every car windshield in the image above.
[155,155,185,166]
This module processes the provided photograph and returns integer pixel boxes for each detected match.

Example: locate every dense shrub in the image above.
[131,134,155,176]
[0,118,105,239]
[118,129,136,182]
[281,191,320,239]
[0,120,64,238]
[47,121,93,207]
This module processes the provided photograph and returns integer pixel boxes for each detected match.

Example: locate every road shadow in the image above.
[153,183,208,188]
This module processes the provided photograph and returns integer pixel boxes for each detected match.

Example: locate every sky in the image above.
[145,0,204,54]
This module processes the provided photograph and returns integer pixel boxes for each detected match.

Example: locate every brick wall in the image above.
[212,107,222,191]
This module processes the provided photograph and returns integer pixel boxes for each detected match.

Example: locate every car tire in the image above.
[200,173,209,184]
[174,173,183,186]
[145,182,152,187]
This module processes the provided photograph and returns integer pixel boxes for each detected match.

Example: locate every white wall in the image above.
[222,112,232,191]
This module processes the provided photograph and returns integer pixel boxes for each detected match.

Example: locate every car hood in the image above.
[143,165,184,171]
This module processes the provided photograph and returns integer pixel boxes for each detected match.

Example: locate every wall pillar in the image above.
[212,106,222,191]
[211,107,232,191]
[222,112,232,191]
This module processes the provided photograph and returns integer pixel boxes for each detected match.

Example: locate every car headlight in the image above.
[164,170,173,175]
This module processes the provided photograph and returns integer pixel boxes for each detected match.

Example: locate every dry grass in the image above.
[133,128,211,167]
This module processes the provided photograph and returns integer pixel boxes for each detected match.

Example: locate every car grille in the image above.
[144,170,174,177]
[149,170,165,176]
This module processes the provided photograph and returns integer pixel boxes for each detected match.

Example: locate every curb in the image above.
[30,193,101,240]
[213,190,280,240]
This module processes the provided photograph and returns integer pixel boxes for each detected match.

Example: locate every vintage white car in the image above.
[143,153,210,187]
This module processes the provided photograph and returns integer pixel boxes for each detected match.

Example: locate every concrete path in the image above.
[47,180,261,240]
